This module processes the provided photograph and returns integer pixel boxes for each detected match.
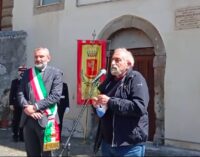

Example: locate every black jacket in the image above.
[97,69,149,147]
[58,82,69,110]
[9,78,21,108]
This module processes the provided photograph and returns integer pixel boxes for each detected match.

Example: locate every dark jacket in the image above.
[58,82,69,110]
[17,66,63,127]
[97,69,149,147]
[9,79,21,108]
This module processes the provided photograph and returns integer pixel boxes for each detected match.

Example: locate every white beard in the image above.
[35,62,47,70]
[110,67,121,76]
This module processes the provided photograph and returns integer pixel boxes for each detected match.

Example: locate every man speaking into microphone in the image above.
[92,48,149,157]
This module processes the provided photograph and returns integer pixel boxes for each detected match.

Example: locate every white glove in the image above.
[65,107,70,114]
[10,105,14,111]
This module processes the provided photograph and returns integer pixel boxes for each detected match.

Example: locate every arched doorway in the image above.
[98,15,166,144]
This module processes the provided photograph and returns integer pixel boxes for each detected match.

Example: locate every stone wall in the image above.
[0,30,27,121]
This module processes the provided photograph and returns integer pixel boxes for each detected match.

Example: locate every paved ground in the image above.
[1,127,200,156]
[0,127,96,157]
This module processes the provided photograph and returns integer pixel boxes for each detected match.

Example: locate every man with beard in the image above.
[18,47,63,157]
[92,48,149,157]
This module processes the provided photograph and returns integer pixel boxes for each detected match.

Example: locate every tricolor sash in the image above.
[29,67,60,151]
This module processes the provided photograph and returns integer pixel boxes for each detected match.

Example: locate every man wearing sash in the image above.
[92,48,149,157]
[18,47,63,157]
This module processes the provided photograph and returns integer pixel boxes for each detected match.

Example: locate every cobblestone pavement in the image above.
[1,127,200,156]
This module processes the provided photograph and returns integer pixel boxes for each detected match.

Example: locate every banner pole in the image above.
[83,105,89,142]
[59,81,98,157]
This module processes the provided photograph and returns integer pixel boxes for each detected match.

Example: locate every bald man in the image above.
[18,48,63,157]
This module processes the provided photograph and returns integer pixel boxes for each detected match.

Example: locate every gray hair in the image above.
[115,48,134,67]
[34,47,50,55]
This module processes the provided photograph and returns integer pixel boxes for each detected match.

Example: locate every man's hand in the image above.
[97,94,110,106]
[30,112,43,120]
[91,97,99,108]
[24,105,37,116]
[91,95,110,108]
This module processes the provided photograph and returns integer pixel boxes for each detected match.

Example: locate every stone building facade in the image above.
[0,0,13,30]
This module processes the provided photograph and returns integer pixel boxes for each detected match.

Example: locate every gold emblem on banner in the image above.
[81,45,101,99]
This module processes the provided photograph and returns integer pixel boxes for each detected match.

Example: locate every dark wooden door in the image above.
[129,48,155,141]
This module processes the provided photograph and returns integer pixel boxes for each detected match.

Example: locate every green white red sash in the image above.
[29,67,60,151]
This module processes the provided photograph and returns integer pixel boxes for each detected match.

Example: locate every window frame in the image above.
[34,0,65,15]
[76,0,111,6]
[39,0,61,6]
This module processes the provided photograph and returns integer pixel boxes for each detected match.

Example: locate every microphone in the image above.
[92,69,107,83]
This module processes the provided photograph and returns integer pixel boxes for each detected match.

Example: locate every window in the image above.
[34,0,65,15]
[76,0,111,6]
[40,0,61,6]
[76,0,123,7]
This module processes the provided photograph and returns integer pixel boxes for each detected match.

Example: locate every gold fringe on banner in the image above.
[43,142,60,151]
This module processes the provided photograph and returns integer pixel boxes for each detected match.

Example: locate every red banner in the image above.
[77,40,106,105]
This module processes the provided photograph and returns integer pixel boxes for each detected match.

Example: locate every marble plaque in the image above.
[175,6,200,30]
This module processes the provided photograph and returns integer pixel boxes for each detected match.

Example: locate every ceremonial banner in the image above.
[77,40,106,104]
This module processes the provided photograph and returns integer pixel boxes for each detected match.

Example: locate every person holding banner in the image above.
[92,48,149,157]
[18,47,63,157]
